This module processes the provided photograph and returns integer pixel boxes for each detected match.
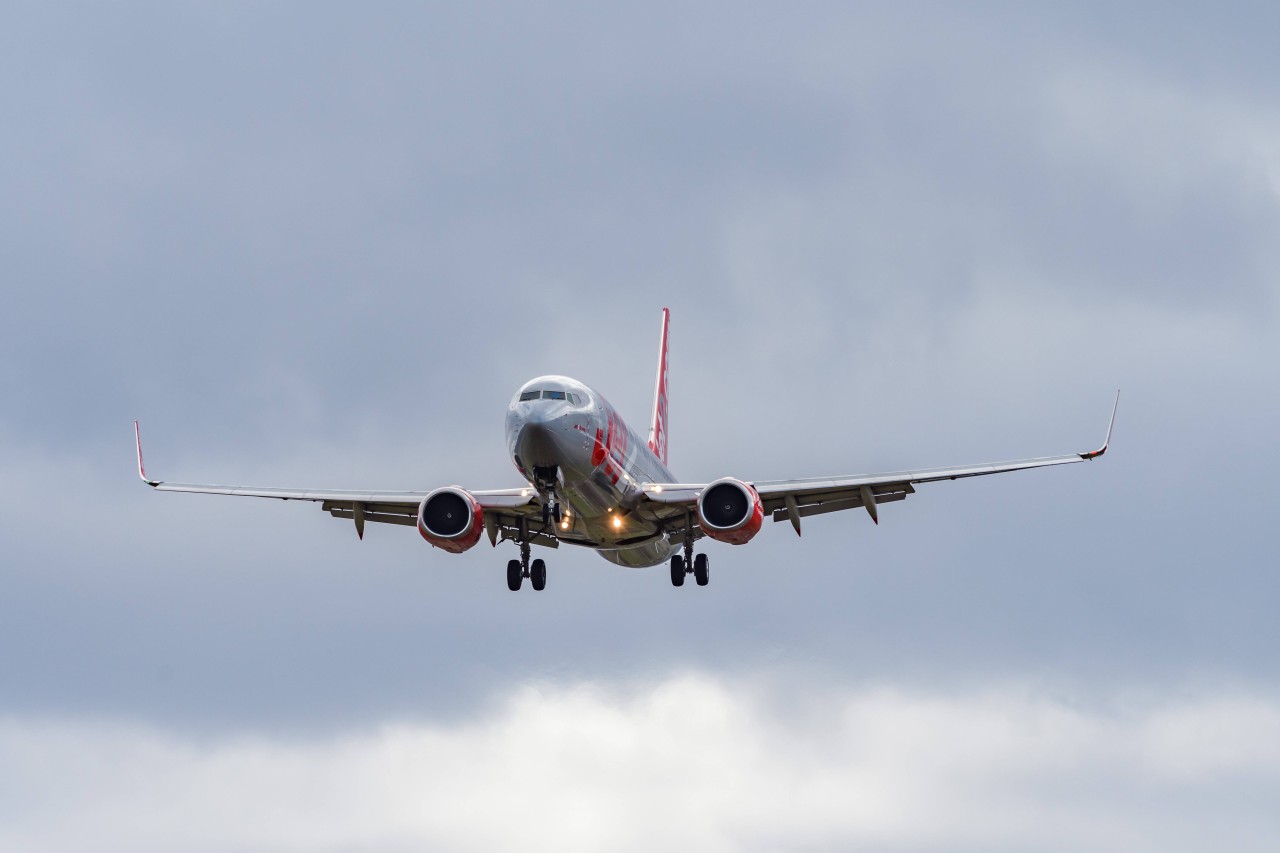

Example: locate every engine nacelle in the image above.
[417,487,485,553]
[696,477,763,545]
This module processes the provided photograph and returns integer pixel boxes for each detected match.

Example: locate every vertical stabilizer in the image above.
[647,308,670,466]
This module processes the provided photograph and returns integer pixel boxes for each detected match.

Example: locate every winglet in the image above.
[1079,391,1119,460]
[134,421,159,486]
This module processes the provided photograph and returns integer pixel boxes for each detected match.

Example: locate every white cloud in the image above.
[2,675,1278,853]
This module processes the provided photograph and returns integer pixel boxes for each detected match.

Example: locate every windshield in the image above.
[520,389,575,402]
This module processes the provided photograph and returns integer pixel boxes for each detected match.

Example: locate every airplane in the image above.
[135,308,1118,591]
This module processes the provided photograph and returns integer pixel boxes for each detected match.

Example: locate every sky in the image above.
[2,2,1279,849]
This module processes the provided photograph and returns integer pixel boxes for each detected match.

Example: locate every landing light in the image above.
[612,516,622,530]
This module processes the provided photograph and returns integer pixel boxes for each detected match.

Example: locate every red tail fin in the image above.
[647,308,670,466]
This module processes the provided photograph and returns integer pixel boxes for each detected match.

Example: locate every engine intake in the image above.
[418,487,484,553]
[696,477,763,545]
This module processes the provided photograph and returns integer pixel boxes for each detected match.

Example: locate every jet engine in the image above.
[696,477,763,545]
[417,487,485,553]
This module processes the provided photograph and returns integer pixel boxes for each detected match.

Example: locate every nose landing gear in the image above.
[533,465,561,526]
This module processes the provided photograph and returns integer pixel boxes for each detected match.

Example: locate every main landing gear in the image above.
[507,539,547,592]
[670,537,709,588]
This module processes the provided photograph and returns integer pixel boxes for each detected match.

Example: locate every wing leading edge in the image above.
[641,391,1119,533]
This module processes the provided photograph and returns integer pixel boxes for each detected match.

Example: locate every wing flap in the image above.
[769,490,909,523]
[327,507,418,527]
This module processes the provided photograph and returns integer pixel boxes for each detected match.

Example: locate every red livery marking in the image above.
[591,428,606,466]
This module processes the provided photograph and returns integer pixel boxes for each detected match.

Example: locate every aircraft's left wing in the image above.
[134,422,538,538]
[639,392,1118,535]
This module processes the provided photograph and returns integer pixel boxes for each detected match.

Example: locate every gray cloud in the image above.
[1,0,1278,806]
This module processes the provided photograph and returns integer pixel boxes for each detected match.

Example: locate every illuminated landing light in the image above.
[612,516,622,530]
[560,520,569,530]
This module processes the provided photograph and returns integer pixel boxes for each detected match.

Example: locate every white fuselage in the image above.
[505,375,678,567]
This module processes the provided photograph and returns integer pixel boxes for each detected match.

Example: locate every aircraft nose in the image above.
[517,417,558,461]
[513,410,564,466]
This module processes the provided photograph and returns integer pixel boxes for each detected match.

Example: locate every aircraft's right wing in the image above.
[134,421,542,541]
[639,392,1118,534]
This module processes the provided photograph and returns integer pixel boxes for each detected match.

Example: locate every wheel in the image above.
[531,558,547,591]
[670,554,685,587]
[694,553,709,586]
[507,559,523,591]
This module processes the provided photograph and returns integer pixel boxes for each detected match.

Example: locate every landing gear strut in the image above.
[670,533,709,588]
[534,466,560,526]
[507,539,547,592]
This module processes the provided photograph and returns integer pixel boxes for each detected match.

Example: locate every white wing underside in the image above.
[134,424,540,541]
[144,481,532,507]
[641,392,1119,532]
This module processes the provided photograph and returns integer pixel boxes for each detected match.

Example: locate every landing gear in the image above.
[671,533,709,588]
[507,539,547,592]
[534,466,560,527]
[694,553,710,586]
[540,497,564,526]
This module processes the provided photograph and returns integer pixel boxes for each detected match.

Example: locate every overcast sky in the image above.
[2,2,1279,850]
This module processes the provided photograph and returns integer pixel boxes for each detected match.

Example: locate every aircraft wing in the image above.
[640,392,1118,534]
[134,422,539,539]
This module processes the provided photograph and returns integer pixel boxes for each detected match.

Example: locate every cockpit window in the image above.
[568,393,581,405]
[521,389,573,401]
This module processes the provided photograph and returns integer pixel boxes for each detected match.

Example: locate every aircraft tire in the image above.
[531,558,547,591]
[507,559,523,591]
[670,555,685,587]
[694,553,709,586]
